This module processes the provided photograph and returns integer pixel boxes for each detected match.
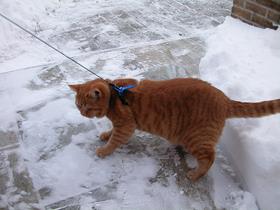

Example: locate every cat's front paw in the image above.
[100,131,111,141]
[96,146,112,158]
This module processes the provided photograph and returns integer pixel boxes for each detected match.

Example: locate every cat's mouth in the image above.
[83,108,103,118]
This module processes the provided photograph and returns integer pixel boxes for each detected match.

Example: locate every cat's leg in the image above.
[96,125,135,158]
[186,146,215,181]
[182,129,220,181]
[100,129,112,141]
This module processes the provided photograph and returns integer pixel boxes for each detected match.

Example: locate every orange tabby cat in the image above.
[69,78,280,181]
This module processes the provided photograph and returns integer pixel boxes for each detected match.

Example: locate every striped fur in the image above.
[69,78,280,181]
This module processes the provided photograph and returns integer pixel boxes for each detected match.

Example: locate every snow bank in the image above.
[200,17,280,210]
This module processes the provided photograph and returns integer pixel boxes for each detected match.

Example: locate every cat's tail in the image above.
[227,99,280,118]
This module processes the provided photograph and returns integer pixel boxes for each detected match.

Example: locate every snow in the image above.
[210,158,258,210]
[0,67,59,131]
[200,17,280,210]
[0,0,61,73]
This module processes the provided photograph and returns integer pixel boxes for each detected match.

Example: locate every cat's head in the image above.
[68,79,110,118]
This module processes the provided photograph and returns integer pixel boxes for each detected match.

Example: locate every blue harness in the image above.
[111,84,135,105]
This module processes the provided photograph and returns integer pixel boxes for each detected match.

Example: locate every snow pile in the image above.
[200,17,280,210]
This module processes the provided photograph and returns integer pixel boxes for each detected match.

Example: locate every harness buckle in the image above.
[111,84,135,105]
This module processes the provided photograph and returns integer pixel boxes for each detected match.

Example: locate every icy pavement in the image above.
[0,0,259,209]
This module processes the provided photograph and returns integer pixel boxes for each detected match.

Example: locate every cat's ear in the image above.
[91,88,102,99]
[68,84,80,92]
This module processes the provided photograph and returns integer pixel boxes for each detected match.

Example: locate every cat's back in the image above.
[136,78,215,96]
